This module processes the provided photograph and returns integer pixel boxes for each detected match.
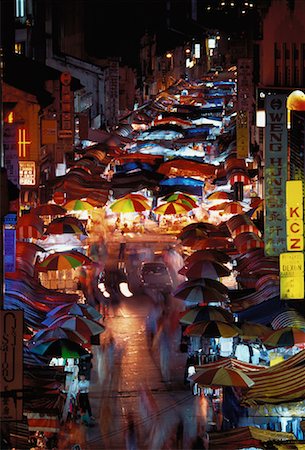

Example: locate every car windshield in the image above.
[143,263,166,274]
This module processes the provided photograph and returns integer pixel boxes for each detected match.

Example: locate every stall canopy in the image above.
[241,349,305,406]
[208,426,296,449]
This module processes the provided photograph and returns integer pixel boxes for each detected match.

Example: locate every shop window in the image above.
[15,0,25,17]
[14,42,24,55]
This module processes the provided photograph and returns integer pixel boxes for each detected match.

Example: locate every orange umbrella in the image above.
[207,191,233,201]
[222,201,246,215]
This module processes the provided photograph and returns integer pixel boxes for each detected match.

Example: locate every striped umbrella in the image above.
[174,278,229,296]
[29,338,89,358]
[36,250,92,272]
[184,320,241,338]
[207,191,233,201]
[45,221,87,235]
[174,284,227,304]
[153,201,193,215]
[64,199,95,211]
[190,366,255,388]
[30,326,87,344]
[162,192,199,208]
[42,315,105,337]
[110,195,151,213]
[262,327,305,348]
[179,260,231,279]
[179,306,234,325]
[184,250,231,266]
[45,302,102,321]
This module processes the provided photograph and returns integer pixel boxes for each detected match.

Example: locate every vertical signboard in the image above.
[236,110,249,158]
[4,123,19,187]
[0,310,23,421]
[280,252,304,300]
[237,58,253,112]
[264,94,288,256]
[286,180,304,251]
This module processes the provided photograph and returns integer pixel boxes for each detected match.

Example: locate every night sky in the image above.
[84,0,166,67]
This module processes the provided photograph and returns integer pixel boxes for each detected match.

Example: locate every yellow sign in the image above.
[236,110,249,158]
[280,252,304,300]
[286,180,304,251]
[19,161,36,186]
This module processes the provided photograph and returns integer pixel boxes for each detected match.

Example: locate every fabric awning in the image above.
[234,232,264,253]
[271,309,305,329]
[208,426,296,449]
[241,350,305,406]
[26,412,60,433]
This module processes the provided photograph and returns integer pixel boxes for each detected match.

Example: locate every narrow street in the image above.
[86,293,199,449]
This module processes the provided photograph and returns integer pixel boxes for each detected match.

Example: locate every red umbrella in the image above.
[32,203,67,216]
[184,249,231,266]
[192,237,234,251]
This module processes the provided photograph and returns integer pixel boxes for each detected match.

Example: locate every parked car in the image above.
[139,261,173,292]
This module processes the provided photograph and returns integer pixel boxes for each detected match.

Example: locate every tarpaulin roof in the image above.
[208,426,296,449]
[234,232,264,254]
[271,309,305,329]
[157,158,216,178]
[241,349,305,406]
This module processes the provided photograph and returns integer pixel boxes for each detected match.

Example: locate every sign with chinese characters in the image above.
[237,58,253,113]
[4,123,19,187]
[4,228,16,273]
[264,94,288,256]
[59,72,73,139]
[19,161,36,185]
[236,110,249,158]
[0,310,23,421]
[286,180,304,251]
[41,118,58,144]
[280,252,304,300]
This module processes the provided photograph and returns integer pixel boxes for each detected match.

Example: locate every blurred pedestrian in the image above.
[77,374,93,420]
[176,417,184,449]
[125,412,139,450]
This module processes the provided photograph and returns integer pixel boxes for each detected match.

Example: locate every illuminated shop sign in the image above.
[264,94,288,256]
[280,252,304,300]
[19,161,36,185]
[286,180,304,251]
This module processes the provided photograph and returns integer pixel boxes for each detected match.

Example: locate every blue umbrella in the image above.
[160,177,204,187]
[159,177,204,196]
